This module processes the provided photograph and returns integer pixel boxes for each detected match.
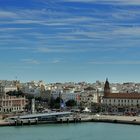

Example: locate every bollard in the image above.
[15,120,17,126]
[28,119,31,125]
[74,118,76,123]
[21,120,23,126]
[67,119,69,123]
[60,119,63,123]
[35,118,38,124]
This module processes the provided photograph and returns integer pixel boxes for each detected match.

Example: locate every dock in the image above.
[1,114,140,126]
[92,115,140,125]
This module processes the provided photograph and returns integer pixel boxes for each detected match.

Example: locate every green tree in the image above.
[49,97,62,109]
[66,99,76,107]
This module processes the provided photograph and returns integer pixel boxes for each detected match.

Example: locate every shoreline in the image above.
[1,115,140,126]
[92,115,140,125]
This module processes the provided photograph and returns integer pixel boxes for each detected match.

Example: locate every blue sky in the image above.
[0,0,140,83]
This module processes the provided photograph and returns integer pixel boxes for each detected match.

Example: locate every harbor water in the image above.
[0,122,140,140]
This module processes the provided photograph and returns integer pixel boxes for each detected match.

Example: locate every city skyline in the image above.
[0,0,140,83]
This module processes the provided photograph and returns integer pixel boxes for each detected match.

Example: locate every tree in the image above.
[54,97,63,109]
[49,97,63,109]
[91,103,101,113]
[49,97,55,109]
[6,90,25,97]
[66,99,76,107]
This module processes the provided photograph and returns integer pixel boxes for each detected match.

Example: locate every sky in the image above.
[0,0,140,83]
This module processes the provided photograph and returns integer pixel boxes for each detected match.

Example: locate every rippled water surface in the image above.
[0,122,140,140]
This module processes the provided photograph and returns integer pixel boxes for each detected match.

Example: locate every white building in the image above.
[0,94,27,113]
[102,79,140,113]
[0,84,17,93]
[51,87,80,104]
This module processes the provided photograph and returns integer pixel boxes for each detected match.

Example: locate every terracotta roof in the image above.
[104,93,140,99]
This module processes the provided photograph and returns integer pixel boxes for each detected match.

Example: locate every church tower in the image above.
[104,78,110,97]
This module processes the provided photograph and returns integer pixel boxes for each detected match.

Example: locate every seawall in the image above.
[92,115,140,125]
[1,115,140,126]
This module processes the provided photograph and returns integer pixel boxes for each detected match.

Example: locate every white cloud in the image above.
[0,46,31,50]
[0,11,17,18]
[21,59,40,64]
[37,47,73,53]
[89,60,140,64]
[37,46,95,53]
[61,0,140,5]
[0,1,140,55]
[0,27,32,32]
[113,27,140,36]
[52,60,61,64]
[111,0,140,5]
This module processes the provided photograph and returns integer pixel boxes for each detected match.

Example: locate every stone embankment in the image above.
[0,120,10,126]
[92,115,140,125]
[1,114,140,126]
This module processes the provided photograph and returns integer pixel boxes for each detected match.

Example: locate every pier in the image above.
[92,115,140,125]
[1,113,140,126]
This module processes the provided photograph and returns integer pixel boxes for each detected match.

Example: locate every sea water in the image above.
[0,122,140,140]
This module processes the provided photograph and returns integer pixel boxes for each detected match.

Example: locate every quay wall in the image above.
[1,115,140,126]
[92,115,140,125]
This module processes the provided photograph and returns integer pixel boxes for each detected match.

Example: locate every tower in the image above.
[104,78,110,97]
[31,98,35,114]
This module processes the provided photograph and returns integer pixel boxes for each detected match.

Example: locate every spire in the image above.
[106,78,108,82]
[104,78,110,96]
[105,78,109,88]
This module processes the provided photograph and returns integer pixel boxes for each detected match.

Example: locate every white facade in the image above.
[0,94,27,113]
[0,85,17,93]
[62,92,80,102]
[80,92,99,104]
[103,98,140,107]
[22,85,41,95]
[51,88,80,103]
[21,80,47,95]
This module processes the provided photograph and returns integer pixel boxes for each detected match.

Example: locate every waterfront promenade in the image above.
[92,115,140,124]
[93,115,140,121]
[1,114,140,126]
